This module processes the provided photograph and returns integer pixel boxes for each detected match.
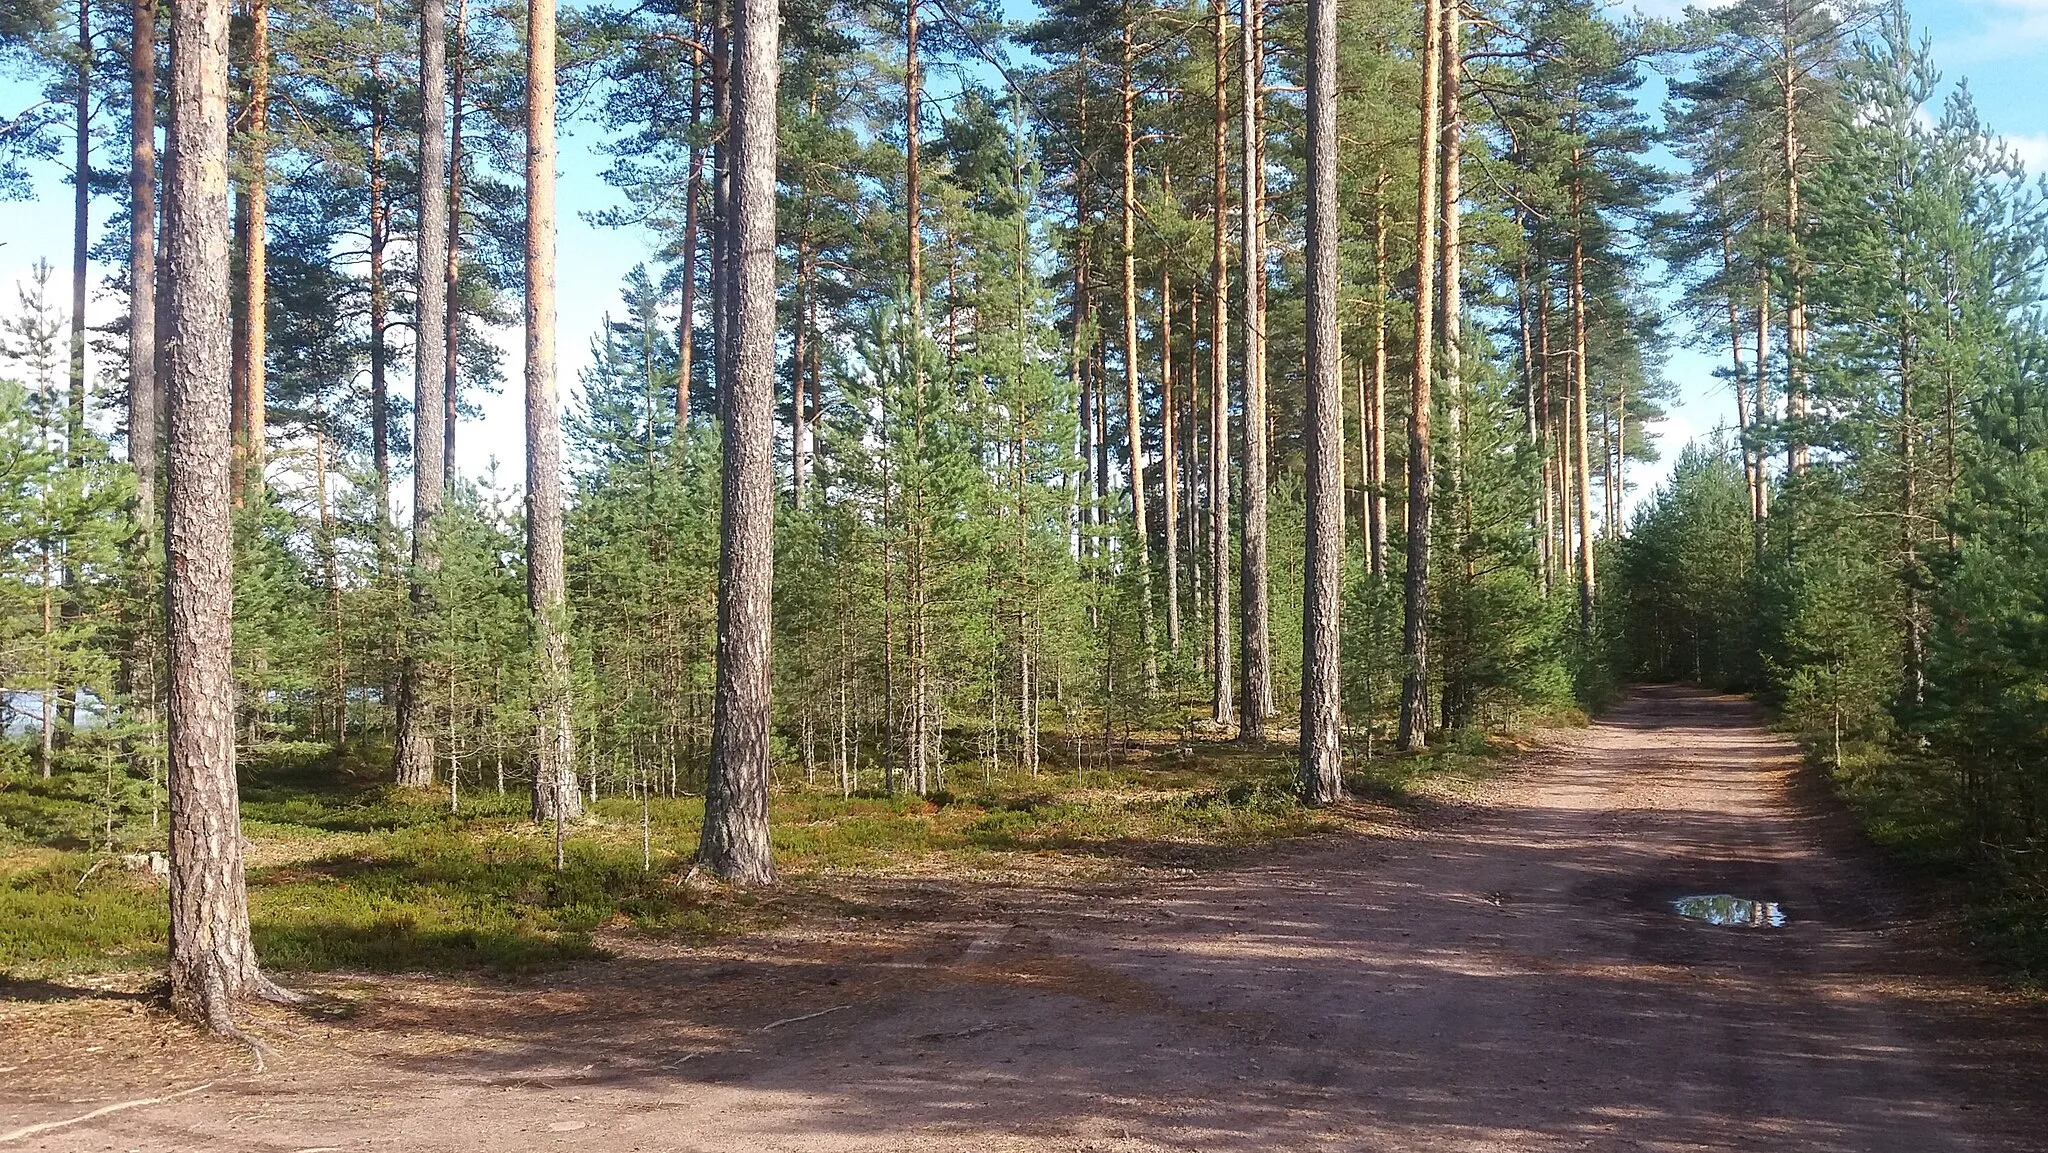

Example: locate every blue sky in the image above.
[2,0,2044,512]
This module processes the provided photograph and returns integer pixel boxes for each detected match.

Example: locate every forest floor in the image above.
[4,685,2047,1151]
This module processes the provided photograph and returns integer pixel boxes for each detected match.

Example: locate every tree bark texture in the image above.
[1208,0,1233,728]
[699,0,779,885]
[1298,0,1344,803]
[1399,0,1442,752]
[163,0,287,1030]
[527,0,580,822]
[1118,19,1156,693]
[396,0,451,788]
[1237,0,1269,739]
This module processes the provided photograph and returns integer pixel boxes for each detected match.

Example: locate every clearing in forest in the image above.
[2,687,2043,1151]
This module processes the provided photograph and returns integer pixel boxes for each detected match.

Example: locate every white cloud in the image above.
[2005,133,2048,175]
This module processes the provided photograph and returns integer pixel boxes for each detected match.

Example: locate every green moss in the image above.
[2,735,1501,981]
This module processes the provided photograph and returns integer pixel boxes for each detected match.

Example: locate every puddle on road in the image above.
[1670,894,1787,928]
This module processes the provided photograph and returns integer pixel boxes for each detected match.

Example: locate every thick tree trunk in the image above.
[1298,0,1343,802]
[130,0,158,520]
[1118,22,1156,692]
[698,0,778,884]
[1208,0,1233,728]
[527,0,580,822]
[230,0,266,499]
[1237,0,1269,739]
[163,0,292,1030]
[1398,0,1442,752]
[396,0,451,789]
[1438,0,1467,730]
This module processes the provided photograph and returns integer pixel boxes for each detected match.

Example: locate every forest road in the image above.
[6,685,2045,1151]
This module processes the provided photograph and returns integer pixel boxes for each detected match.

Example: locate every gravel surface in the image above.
[4,686,2043,1151]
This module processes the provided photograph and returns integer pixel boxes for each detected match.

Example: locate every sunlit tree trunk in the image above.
[1208,0,1234,728]
[1119,16,1156,692]
[1398,0,1442,752]
[700,0,778,883]
[1298,0,1342,802]
[1368,175,1388,578]
[396,0,451,788]
[1238,0,1269,738]
[163,0,295,1030]
[1160,211,1180,653]
[527,0,580,822]
[1570,164,1595,643]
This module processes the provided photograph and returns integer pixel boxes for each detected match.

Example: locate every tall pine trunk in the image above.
[1298,0,1343,802]
[527,0,579,822]
[1570,167,1595,642]
[699,0,779,883]
[1398,0,1443,752]
[1438,0,1468,731]
[1118,19,1156,692]
[1207,0,1233,728]
[1237,0,1269,738]
[163,0,293,1029]
[396,0,451,788]
[1368,176,1388,578]
[1160,226,1180,652]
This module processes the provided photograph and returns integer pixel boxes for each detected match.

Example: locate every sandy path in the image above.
[5,686,2043,1151]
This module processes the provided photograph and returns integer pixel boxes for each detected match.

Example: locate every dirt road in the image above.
[5,687,2044,1150]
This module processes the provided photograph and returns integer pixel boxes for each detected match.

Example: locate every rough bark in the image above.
[1237,0,1269,740]
[396,0,451,789]
[1438,0,1468,730]
[1398,0,1442,752]
[163,0,291,1030]
[1298,0,1343,803]
[698,0,778,884]
[1118,19,1156,693]
[1208,0,1233,729]
[527,0,580,822]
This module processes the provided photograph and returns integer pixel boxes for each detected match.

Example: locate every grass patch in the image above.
[1,731,1505,981]
[1823,742,2048,986]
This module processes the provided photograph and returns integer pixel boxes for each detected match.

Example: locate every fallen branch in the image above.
[0,1083,212,1144]
[759,1004,848,1032]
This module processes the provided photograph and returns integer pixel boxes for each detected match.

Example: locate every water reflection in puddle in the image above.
[1671,894,1787,927]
